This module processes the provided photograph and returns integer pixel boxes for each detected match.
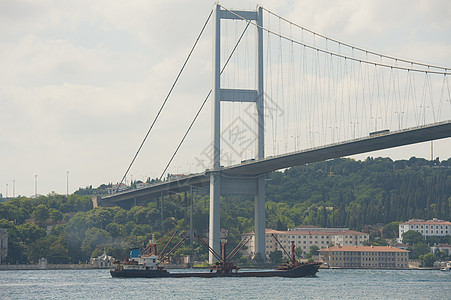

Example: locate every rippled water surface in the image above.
[1,268,450,299]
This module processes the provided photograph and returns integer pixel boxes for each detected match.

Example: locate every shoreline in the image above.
[0,264,444,271]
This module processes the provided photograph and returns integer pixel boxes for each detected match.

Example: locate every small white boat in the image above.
[440,262,450,271]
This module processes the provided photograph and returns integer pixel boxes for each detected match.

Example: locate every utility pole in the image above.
[66,171,69,197]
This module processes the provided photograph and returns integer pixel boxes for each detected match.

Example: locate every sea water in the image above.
[0,268,450,299]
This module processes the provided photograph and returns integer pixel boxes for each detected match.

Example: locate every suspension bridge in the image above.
[93,5,451,263]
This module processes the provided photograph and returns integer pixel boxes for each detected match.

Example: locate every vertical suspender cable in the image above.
[159,22,251,180]
[116,10,213,191]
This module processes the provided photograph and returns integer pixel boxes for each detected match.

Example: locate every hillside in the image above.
[0,156,449,264]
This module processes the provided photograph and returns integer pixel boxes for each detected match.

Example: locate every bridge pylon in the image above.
[209,4,265,263]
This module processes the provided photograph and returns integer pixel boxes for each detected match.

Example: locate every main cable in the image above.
[116,9,213,192]
[219,5,451,75]
[159,22,251,180]
[262,7,449,71]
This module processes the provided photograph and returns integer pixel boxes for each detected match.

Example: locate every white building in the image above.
[431,244,451,256]
[135,182,150,189]
[319,245,409,269]
[242,228,369,259]
[90,250,115,268]
[399,218,451,240]
[106,183,128,195]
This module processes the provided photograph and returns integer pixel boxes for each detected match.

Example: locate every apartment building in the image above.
[242,228,368,259]
[319,245,409,269]
[399,218,450,240]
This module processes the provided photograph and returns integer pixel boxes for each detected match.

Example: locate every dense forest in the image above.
[0,156,449,264]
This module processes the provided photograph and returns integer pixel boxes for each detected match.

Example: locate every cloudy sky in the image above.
[1,0,450,197]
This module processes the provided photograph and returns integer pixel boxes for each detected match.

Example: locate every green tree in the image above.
[309,245,320,256]
[409,242,431,259]
[402,230,424,245]
[433,248,447,260]
[253,252,264,264]
[419,253,436,267]
[16,223,46,244]
[382,221,400,239]
[47,241,70,264]
[33,204,50,222]
[49,208,63,222]
[81,228,112,258]
[269,250,283,264]
[295,247,303,258]
[106,223,122,237]
[27,239,51,263]
[239,256,249,264]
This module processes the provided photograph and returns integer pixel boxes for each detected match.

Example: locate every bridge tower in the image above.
[209,4,265,263]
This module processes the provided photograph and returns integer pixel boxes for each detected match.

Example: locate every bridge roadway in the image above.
[95,120,451,207]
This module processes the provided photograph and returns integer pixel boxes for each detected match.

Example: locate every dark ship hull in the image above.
[110,262,321,278]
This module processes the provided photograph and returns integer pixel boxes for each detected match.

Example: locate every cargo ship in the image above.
[110,232,321,278]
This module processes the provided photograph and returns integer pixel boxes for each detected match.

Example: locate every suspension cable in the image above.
[262,7,449,71]
[159,22,251,180]
[219,5,451,75]
[116,9,213,191]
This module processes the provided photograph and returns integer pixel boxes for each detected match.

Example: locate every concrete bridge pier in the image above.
[208,4,265,263]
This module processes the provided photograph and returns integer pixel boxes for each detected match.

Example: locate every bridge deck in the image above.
[98,121,451,206]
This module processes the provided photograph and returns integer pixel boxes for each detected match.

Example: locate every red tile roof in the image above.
[319,245,409,253]
[242,228,367,236]
[400,219,451,225]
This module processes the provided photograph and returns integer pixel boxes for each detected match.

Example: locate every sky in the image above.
[0,0,450,197]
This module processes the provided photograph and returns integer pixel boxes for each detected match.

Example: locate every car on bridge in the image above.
[369,129,390,137]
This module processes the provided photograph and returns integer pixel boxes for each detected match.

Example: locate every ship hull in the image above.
[110,263,321,278]
[110,268,171,278]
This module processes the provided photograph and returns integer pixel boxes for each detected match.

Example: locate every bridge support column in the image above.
[254,175,265,261]
[209,4,266,263]
[160,192,163,229]
[209,172,221,263]
[254,6,266,262]
[209,4,221,264]
[190,185,194,252]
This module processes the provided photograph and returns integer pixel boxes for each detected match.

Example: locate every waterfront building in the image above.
[431,244,451,256]
[90,250,115,268]
[242,228,368,259]
[391,243,408,250]
[318,245,409,269]
[291,225,350,232]
[135,182,150,189]
[106,183,128,195]
[398,218,451,241]
[0,228,7,264]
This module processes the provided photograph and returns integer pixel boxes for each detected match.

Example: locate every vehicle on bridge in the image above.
[369,129,390,137]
